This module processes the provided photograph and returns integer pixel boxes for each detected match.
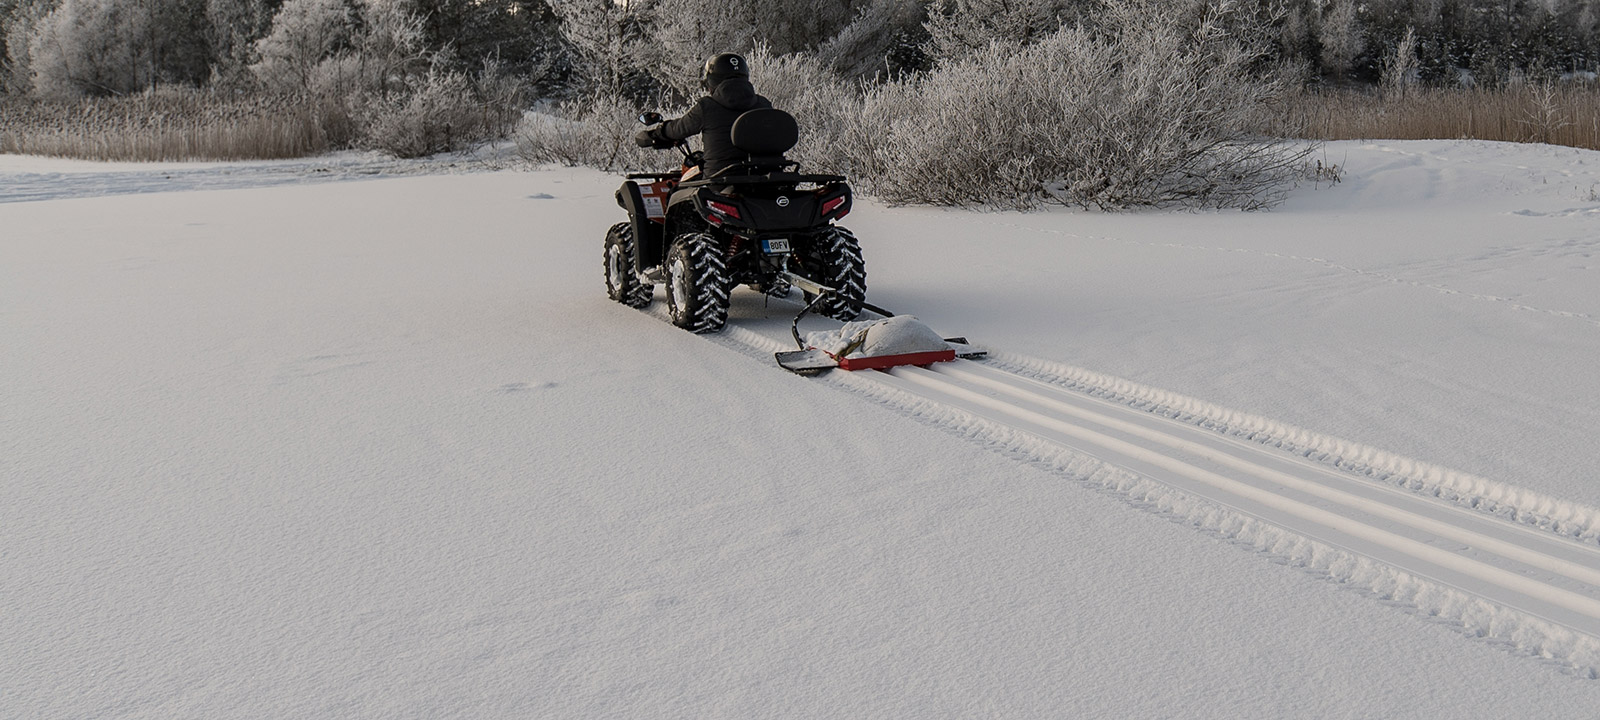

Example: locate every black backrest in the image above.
[731,108,799,158]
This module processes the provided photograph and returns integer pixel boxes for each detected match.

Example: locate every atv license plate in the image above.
[762,238,791,254]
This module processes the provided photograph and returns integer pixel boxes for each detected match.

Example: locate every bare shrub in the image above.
[840,0,1312,210]
[1522,82,1575,145]
[358,63,523,158]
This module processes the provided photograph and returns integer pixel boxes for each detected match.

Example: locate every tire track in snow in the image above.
[987,351,1600,545]
[883,363,1600,628]
[688,315,1600,675]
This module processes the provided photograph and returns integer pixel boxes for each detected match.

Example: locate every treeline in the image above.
[2,0,1597,102]
[0,0,559,97]
[3,0,1598,206]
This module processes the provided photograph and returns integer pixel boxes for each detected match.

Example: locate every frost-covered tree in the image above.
[206,0,273,87]
[1381,25,1419,96]
[550,0,651,95]
[143,0,212,86]
[923,0,1090,61]
[6,0,209,96]
[642,0,865,93]
[24,0,154,96]
[1,0,55,93]
[816,0,930,78]
[403,0,562,78]
[1318,0,1364,80]
[250,0,353,92]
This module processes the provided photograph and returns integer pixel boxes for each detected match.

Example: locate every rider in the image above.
[636,53,772,177]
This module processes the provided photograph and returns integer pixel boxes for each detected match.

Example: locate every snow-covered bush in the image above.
[291,0,429,145]
[511,48,852,174]
[240,0,522,157]
[743,45,855,173]
[514,91,685,171]
[644,0,867,94]
[923,0,1088,63]
[815,0,931,79]
[358,67,474,158]
[359,61,522,158]
[839,0,1312,209]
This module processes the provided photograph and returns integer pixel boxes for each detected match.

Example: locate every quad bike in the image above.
[603,107,984,374]
[603,107,863,334]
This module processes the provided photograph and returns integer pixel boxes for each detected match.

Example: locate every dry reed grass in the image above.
[0,90,328,161]
[1286,84,1600,151]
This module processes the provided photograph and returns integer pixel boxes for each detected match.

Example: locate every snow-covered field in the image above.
[5,141,1600,717]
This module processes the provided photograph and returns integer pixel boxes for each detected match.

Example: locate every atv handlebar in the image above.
[636,113,697,160]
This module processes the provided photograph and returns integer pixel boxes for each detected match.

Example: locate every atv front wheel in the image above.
[801,226,866,321]
[664,233,730,333]
[603,222,653,308]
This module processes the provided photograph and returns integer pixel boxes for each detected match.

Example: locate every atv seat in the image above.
[720,108,800,176]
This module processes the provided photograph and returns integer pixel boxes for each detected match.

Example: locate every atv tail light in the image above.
[707,200,741,220]
[821,196,848,218]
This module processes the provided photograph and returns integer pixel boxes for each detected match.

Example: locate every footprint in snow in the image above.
[272,353,375,384]
[497,381,556,393]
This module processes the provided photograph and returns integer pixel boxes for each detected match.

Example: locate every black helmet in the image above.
[701,53,750,89]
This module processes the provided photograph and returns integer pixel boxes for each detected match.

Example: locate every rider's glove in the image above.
[635,127,677,150]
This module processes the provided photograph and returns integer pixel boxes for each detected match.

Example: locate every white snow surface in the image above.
[5,140,1600,717]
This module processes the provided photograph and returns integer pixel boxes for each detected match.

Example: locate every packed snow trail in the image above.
[689,311,1600,673]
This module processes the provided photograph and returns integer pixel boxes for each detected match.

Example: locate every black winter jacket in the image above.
[659,77,772,177]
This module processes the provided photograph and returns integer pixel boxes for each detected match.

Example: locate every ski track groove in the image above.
[656,307,1600,676]
[984,352,1600,546]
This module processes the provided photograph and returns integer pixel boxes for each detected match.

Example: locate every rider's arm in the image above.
[659,99,708,142]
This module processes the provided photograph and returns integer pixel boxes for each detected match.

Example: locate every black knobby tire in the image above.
[664,233,730,333]
[803,226,866,321]
[603,222,653,308]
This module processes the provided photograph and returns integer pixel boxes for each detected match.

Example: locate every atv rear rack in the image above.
[678,172,847,190]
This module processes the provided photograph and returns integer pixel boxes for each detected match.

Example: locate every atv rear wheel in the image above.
[603,222,653,308]
[664,233,730,333]
[801,226,866,321]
